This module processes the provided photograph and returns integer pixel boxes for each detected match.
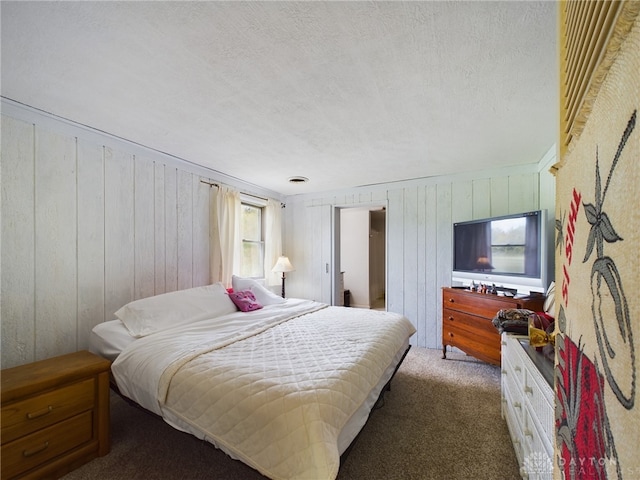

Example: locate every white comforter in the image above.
[111,299,415,480]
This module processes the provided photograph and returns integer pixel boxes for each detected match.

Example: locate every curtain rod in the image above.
[200,180,285,207]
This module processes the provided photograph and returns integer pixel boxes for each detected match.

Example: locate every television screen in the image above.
[452,210,547,292]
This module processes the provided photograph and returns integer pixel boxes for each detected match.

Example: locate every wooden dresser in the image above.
[442,287,545,365]
[1,351,111,480]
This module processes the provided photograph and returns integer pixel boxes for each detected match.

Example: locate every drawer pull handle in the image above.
[501,369,507,374]
[448,316,454,321]
[23,441,49,458]
[449,332,454,337]
[26,405,53,420]
[524,429,533,438]
[514,366,521,372]
[524,386,533,395]
[513,401,522,409]
[448,298,454,303]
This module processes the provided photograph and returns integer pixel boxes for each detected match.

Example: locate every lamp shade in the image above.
[272,256,294,273]
[475,256,494,270]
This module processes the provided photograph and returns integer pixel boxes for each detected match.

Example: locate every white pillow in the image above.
[115,283,237,337]
[232,275,286,305]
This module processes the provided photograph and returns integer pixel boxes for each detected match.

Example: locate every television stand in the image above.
[441,287,545,365]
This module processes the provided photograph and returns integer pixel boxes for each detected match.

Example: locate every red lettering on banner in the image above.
[562,264,570,304]
[561,188,582,305]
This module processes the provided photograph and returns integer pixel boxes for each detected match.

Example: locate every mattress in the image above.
[90,315,409,456]
[92,298,415,479]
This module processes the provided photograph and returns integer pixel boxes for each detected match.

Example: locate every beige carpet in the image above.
[62,347,520,480]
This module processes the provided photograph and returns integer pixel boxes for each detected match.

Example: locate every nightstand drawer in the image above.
[1,410,93,479]
[1,378,94,444]
[1,351,110,479]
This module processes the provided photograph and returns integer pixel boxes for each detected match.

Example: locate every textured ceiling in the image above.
[1,1,558,196]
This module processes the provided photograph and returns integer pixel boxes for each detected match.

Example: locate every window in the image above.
[490,217,526,274]
[240,202,264,278]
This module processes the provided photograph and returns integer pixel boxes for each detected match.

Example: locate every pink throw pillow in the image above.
[229,290,263,312]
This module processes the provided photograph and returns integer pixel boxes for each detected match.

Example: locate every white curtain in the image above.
[210,185,240,288]
[264,199,283,287]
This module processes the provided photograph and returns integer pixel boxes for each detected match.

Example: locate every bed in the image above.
[89,278,416,480]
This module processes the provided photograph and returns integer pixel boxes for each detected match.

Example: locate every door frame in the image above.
[332,202,388,308]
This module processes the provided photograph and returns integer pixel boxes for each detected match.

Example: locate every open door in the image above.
[333,205,386,309]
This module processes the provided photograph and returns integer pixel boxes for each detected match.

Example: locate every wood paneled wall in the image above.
[1,113,208,367]
[283,147,557,349]
[0,102,279,368]
[0,99,555,365]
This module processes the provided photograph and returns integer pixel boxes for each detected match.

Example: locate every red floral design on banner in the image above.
[556,335,613,479]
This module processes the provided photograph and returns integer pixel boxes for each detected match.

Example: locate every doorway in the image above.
[334,205,386,310]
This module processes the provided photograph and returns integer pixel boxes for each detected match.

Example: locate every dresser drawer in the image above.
[1,378,94,444]
[501,334,554,479]
[523,369,555,444]
[523,406,553,462]
[443,317,499,347]
[443,308,499,338]
[443,323,501,364]
[502,387,525,466]
[503,345,526,389]
[444,290,516,318]
[1,410,93,479]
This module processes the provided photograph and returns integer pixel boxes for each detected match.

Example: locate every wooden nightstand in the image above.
[1,350,111,480]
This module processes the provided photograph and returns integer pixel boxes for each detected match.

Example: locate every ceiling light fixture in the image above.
[288,176,309,184]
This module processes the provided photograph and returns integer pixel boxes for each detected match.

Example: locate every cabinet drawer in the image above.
[443,308,500,338]
[443,325,501,364]
[1,379,94,444]
[504,354,526,389]
[502,362,525,417]
[523,406,554,466]
[523,372,554,444]
[503,390,525,469]
[1,410,93,479]
[444,290,516,318]
[503,337,524,368]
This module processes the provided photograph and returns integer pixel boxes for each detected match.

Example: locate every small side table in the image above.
[1,350,111,479]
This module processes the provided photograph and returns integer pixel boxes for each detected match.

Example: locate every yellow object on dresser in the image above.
[1,351,111,480]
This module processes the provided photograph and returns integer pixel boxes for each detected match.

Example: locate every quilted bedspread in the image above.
[112,299,415,480]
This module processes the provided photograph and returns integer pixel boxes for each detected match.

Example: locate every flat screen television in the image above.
[451,210,549,293]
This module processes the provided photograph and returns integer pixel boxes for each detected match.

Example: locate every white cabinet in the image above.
[501,333,554,479]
